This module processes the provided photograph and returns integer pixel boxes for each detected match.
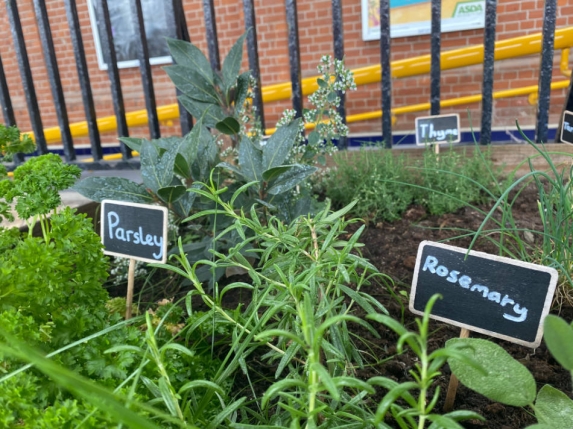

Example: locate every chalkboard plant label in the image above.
[561,110,573,145]
[101,200,168,264]
[415,113,461,145]
[410,241,558,348]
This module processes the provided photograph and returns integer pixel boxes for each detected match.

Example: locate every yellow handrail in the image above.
[28,26,573,145]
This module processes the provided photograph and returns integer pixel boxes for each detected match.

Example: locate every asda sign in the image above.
[453,1,484,17]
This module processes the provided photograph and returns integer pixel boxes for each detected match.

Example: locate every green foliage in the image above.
[324,144,504,222]
[367,295,485,428]
[446,338,536,406]
[0,123,35,164]
[447,321,573,428]
[0,153,81,226]
[415,145,502,215]
[324,147,414,222]
[543,314,573,374]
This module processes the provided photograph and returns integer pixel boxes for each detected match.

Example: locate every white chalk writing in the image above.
[422,255,528,322]
[107,211,164,260]
[419,123,459,141]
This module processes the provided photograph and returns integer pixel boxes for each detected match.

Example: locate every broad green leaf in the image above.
[307,131,320,146]
[427,415,465,429]
[262,165,293,182]
[172,188,199,218]
[119,136,146,152]
[234,71,251,114]
[174,153,191,178]
[543,314,573,371]
[179,96,226,128]
[534,384,573,429]
[191,131,219,181]
[166,38,214,85]
[222,31,248,94]
[447,338,536,407]
[215,117,241,135]
[164,65,219,104]
[262,118,302,170]
[238,135,263,182]
[266,164,317,195]
[157,185,187,204]
[524,425,553,429]
[140,140,177,194]
[442,410,486,422]
[72,177,153,203]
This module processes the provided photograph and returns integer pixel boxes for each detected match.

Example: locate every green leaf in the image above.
[238,135,263,182]
[164,65,219,104]
[234,71,251,115]
[262,118,302,170]
[179,96,226,128]
[179,380,225,395]
[140,140,177,194]
[523,425,553,429]
[191,129,219,181]
[172,187,199,218]
[543,314,573,371]
[72,177,153,203]
[157,185,187,204]
[215,117,241,135]
[262,165,293,182]
[427,415,465,429]
[119,137,145,152]
[317,78,328,88]
[447,338,536,407]
[534,384,573,429]
[307,131,320,146]
[222,31,248,94]
[266,164,317,195]
[166,38,214,86]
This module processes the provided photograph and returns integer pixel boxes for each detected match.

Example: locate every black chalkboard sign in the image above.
[561,110,573,145]
[410,241,558,347]
[415,114,461,145]
[101,200,168,264]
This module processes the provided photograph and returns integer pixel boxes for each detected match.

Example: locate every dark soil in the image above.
[352,183,573,428]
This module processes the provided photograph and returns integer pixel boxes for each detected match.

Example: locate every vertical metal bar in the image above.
[380,0,392,148]
[285,0,303,118]
[202,0,221,71]
[96,0,131,160]
[5,0,48,155]
[242,0,265,135]
[0,54,16,126]
[430,0,441,115]
[556,66,573,142]
[332,0,347,149]
[535,0,557,144]
[480,0,497,145]
[0,53,24,164]
[33,0,75,161]
[167,0,194,135]
[129,0,161,139]
[64,0,102,160]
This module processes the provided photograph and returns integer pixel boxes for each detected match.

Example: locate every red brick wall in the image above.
[0,0,571,147]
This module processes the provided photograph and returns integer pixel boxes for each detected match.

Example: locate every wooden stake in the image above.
[434,142,440,155]
[125,258,136,319]
[443,328,470,412]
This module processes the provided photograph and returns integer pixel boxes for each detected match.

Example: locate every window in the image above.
[87,0,174,70]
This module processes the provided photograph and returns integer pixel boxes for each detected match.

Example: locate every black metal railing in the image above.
[0,0,571,169]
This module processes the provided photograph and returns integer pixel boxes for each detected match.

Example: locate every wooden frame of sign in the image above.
[101,200,169,319]
[415,113,461,146]
[410,241,558,348]
[561,110,573,145]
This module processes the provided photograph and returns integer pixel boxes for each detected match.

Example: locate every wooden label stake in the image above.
[100,200,168,320]
[125,258,136,319]
[443,328,470,412]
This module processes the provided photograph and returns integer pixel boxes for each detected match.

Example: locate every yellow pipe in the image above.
[29,26,573,145]
[261,26,573,103]
[561,48,571,78]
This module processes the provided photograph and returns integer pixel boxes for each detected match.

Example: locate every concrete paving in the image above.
[1,169,142,230]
